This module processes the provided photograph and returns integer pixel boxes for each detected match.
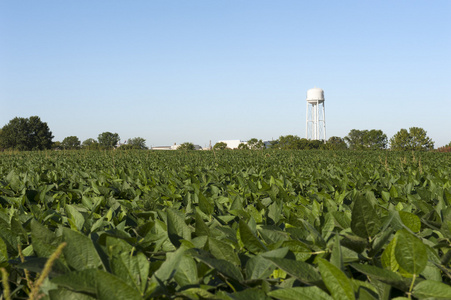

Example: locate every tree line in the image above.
[213,128,437,151]
[0,116,444,151]
[0,116,146,151]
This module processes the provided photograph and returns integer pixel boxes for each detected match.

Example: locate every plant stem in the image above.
[407,273,416,300]
[1,268,11,300]
[18,243,33,290]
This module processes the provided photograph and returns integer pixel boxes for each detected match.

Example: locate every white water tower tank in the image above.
[306,88,326,142]
[306,88,325,103]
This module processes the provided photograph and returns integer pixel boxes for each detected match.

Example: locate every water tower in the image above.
[306,87,326,142]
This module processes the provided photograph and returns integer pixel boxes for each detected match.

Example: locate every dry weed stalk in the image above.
[1,267,11,300]
[18,244,33,290]
[380,156,390,172]
[29,242,67,300]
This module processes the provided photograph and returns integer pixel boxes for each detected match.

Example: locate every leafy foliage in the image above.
[177,142,195,151]
[62,136,81,150]
[213,141,228,150]
[82,138,98,149]
[0,150,451,299]
[247,138,265,150]
[390,127,434,151]
[97,132,120,149]
[344,129,387,150]
[238,143,249,150]
[326,136,348,150]
[272,135,324,149]
[126,137,147,150]
[0,116,53,150]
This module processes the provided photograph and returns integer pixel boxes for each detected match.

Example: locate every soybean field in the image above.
[1,150,451,299]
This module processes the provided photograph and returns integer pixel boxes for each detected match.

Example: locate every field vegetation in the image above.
[1,150,451,299]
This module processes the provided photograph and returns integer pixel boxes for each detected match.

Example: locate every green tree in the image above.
[178,142,196,150]
[344,129,366,150]
[276,135,302,150]
[82,138,99,150]
[268,140,279,149]
[363,129,387,149]
[52,141,62,150]
[0,116,53,150]
[213,142,228,150]
[345,129,387,150]
[326,136,348,150]
[237,143,249,150]
[127,137,147,149]
[98,132,120,149]
[304,139,324,149]
[247,138,265,150]
[61,136,81,150]
[390,127,434,151]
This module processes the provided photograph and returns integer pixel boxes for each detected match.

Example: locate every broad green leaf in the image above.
[18,257,69,277]
[352,279,379,300]
[152,246,185,283]
[268,286,333,300]
[178,288,218,299]
[229,288,271,300]
[10,214,27,242]
[370,280,391,300]
[194,212,210,236]
[110,252,149,294]
[167,208,191,247]
[62,228,102,271]
[31,219,61,258]
[90,215,105,233]
[49,287,96,300]
[390,186,398,198]
[318,258,355,300]
[258,227,288,244]
[382,191,390,202]
[245,255,276,280]
[330,234,343,271]
[268,201,282,224]
[341,234,367,254]
[381,236,399,272]
[238,219,267,253]
[52,269,98,294]
[356,287,379,300]
[189,249,244,282]
[350,263,408,290]
[208,237,240,266]
[332,211,351,229]
[266,257,322,285]
[200,257,244,282]
[65,204,85,231]
[351,194,380,238]
[174,255,198,286]
[95,269,142,300]
[413,280,451,299]
[394,229,427,275]
[198,191,214,216]
[398,211,421,232]
[260,247,289,259]
[0,237,7,262]
[300,219,327,248]
[281,240,312,261]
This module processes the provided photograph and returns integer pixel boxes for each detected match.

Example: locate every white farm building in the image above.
[217,140,247,149]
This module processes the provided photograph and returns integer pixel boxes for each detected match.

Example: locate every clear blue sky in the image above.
[1,1,450,148]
